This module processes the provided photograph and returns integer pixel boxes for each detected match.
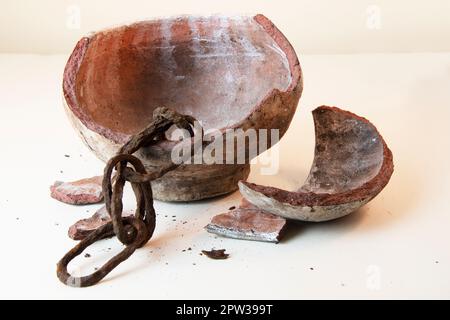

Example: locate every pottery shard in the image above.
[68,205,133,240]
[206,199,287,243]
[50,176,103,205]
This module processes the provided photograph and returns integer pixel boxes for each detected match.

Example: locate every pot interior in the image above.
[300,108,385,194]
[75,16,292,137]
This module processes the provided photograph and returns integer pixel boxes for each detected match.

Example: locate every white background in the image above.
[2,0,450,54]
[0,1,450,299]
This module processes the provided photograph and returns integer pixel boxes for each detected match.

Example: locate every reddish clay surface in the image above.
[63,14,302,144]
[68,205,133,240]
[50,176,104,205]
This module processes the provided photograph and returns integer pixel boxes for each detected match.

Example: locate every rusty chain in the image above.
[56,107,201,287]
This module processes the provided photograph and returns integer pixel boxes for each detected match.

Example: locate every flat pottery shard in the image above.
[239,106,394,222]
[206,199,287,243]
[50,176,103,205]
[68,205,133,240]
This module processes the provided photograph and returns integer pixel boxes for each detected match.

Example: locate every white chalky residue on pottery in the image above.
[76,15,293,135]
[187,16,203,56]
[233,16,263,59]
[58,183,101,196]
[146,15,293,131]
[160,18,178,76]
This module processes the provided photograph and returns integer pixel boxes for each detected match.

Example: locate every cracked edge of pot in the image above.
[239,181,370,222]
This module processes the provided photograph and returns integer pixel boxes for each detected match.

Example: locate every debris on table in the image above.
[68,205,133,240]
[201,249,229,260]
[50,175,104,205]
[205,199,287,243]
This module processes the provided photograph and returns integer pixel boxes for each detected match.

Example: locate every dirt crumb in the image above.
[201,249,229,260]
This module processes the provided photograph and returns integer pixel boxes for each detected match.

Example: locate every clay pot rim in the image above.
[62,14,302,145]
[240,106,394,207]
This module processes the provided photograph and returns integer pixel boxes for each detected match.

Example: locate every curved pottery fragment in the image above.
[239,106,394,222]
[62,14,302,201]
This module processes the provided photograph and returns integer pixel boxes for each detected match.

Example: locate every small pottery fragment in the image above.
[206,198,287,243]
[68,205,133,240]
[50,176,103,205]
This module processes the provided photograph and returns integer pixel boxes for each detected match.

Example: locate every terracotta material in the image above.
[68,205,133,240]
[239,106,394,222]
[206,198,287,243]
[62,14,302,201]
[50,176,103,205]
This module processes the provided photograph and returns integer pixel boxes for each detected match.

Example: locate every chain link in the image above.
[57,107,199,287]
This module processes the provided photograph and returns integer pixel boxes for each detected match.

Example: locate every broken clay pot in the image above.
[62,14,302,202]
[239,106,394,222]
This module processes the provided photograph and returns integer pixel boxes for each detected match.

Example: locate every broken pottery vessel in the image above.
[239,106,394,222]
[62,14,302,201]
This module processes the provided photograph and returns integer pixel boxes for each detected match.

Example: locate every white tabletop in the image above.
[0,52,449,299]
